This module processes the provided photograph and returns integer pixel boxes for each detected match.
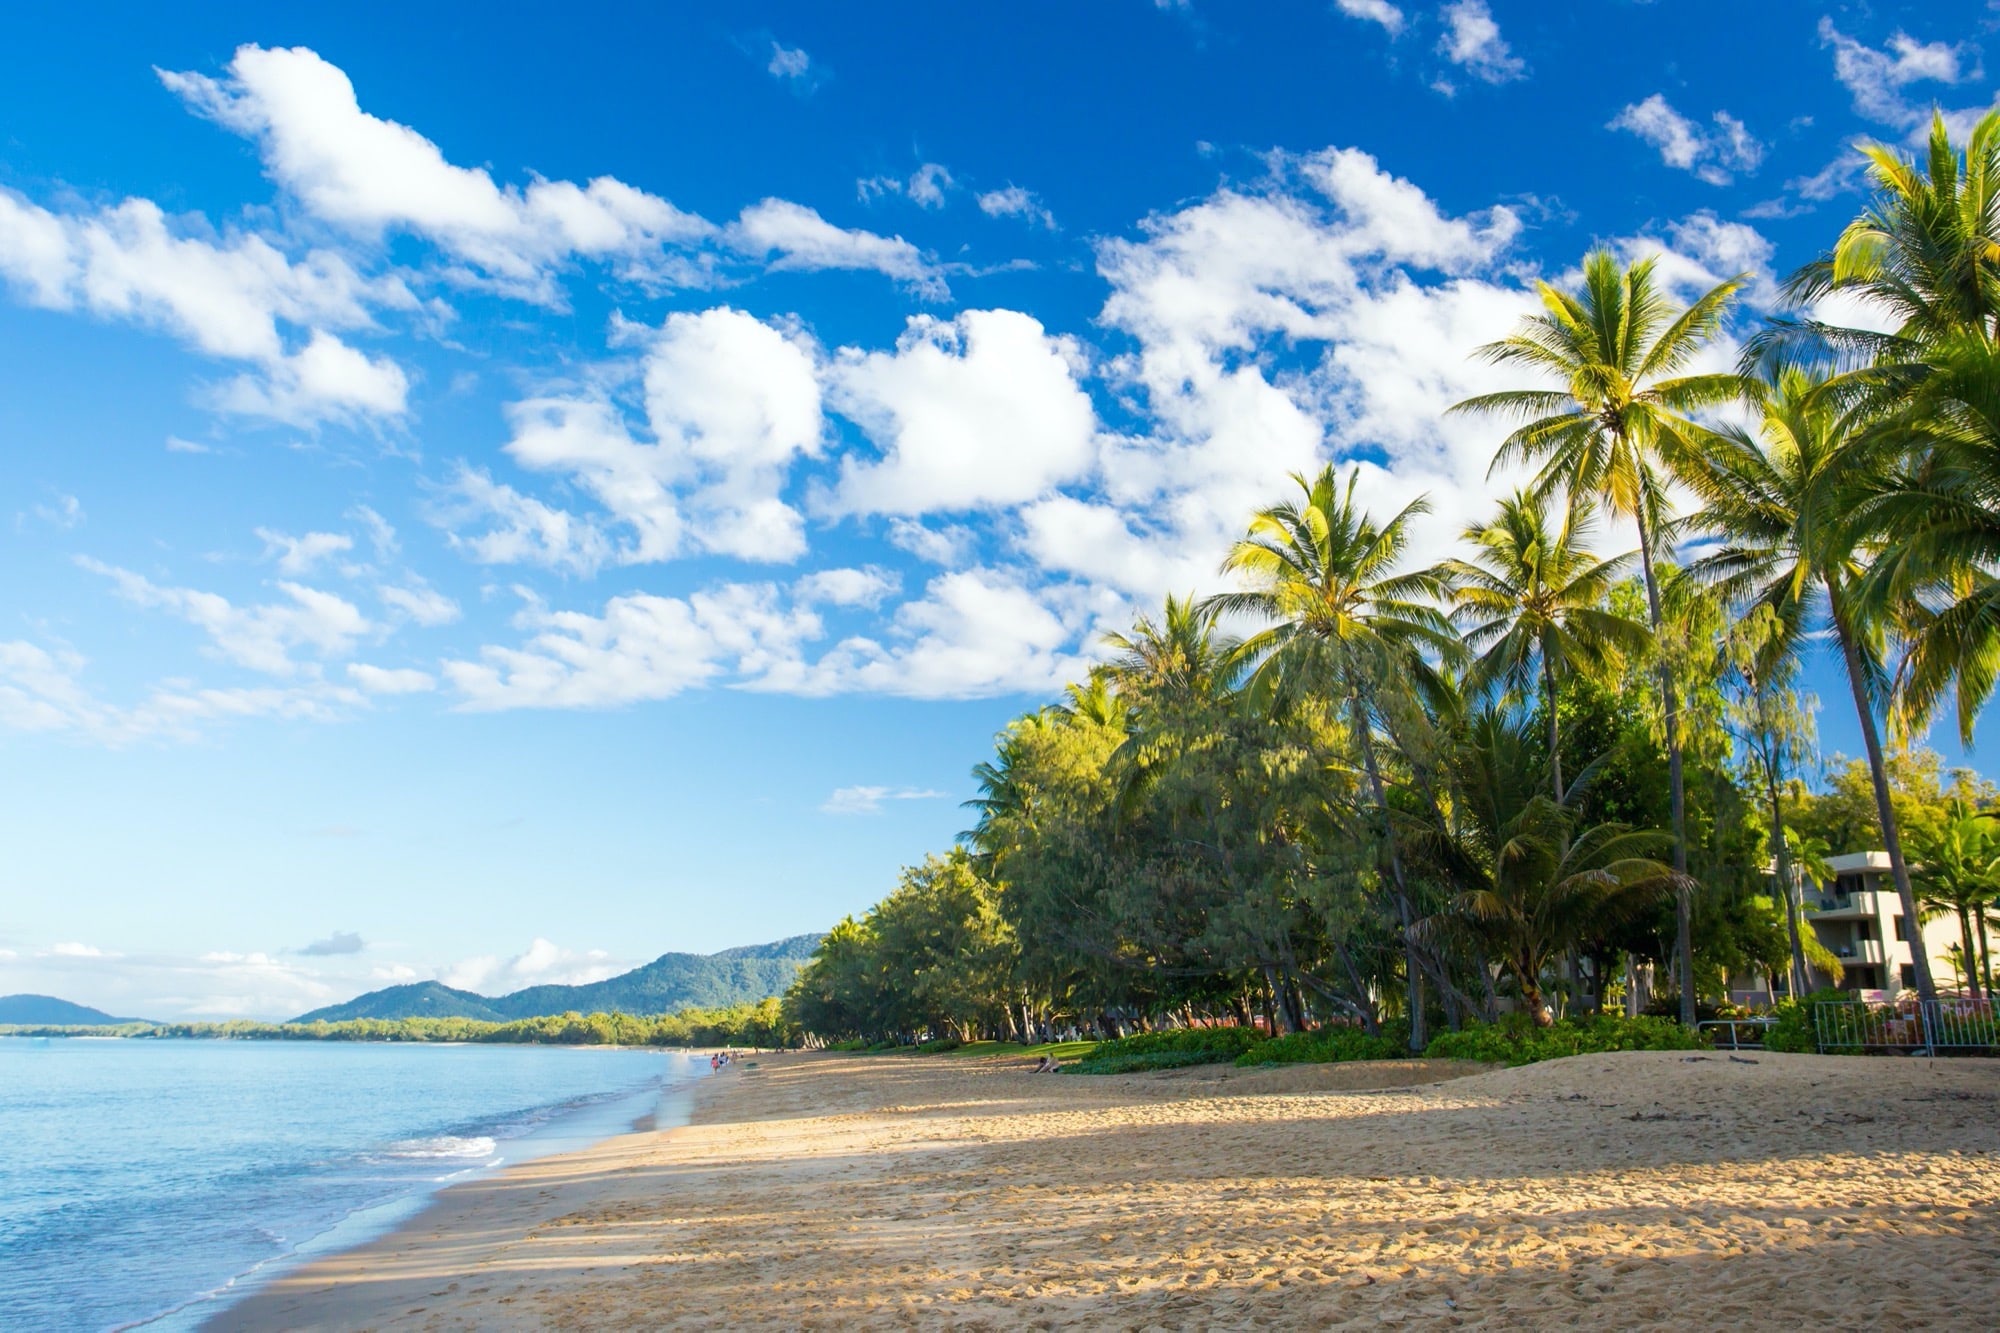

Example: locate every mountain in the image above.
[291,933,823,1024]
[294,982,510,1024]
[0,994,146,1025]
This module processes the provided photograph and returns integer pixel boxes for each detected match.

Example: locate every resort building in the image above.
[1800,852,1975,998]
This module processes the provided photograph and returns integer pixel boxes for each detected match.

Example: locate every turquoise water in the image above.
[0,1039,707,1330]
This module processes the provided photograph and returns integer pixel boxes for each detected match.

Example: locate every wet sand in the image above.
[212,1049,2000,1329]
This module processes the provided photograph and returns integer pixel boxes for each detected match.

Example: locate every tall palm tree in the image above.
[1451,250,1747,1024]
[1100,593,1237,713]
[1205,465,1457,1048]
[1911,802,2000,999]
[1435,489,1649,799]
[1680,366,1940,1006]
[1423,708,1681,1025]
[1759,109,2000,369]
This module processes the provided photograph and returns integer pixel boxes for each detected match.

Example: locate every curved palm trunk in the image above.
[1633,504,1696,1025]
[1350,691,1427,1052]
[1824,578,1938,1007]
[1542,656,1564,801]
[1764,766,1810,1000]
[1956,906,1981,998]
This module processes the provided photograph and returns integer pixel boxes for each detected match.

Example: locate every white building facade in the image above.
[1802,852,1975,998]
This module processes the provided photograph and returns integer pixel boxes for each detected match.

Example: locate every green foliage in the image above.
[1764,989,1873,1054]
[1065,1025,1265,1073]
[1235,1025,1404,1066]
[1421,1013,1703,1066]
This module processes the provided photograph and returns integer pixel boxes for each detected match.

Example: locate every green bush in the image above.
[1423,1013,1703,1066]
[823,1037,870,1051]
[913,1037,963,1055]
[1065,1024,1265,1074]
[1764,990,1868,1054]
[1235,1024,1405,1066]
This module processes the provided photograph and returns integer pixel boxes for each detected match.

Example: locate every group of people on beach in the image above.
[709,1052,733,1072]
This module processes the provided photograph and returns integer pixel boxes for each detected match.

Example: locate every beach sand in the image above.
[212,1049,2000,1329]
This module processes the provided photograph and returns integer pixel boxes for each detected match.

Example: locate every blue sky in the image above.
[0,1,1994,1018]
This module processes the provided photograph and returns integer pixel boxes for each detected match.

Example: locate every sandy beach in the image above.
[212,1049,2000,1330]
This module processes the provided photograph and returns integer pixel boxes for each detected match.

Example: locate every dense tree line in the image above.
[0,998,798,1048]
[786,112,2000,1050]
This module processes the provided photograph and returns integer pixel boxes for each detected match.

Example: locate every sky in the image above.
[0,1,1995,1020]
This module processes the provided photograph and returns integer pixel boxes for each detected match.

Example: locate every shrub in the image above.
[913,1037,963,1055]
[1065,1024,1265,1074]
[1423,1013,1703,1066]
[1235,1024,1405,1067]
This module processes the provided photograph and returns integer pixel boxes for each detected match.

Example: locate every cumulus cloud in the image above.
[346,663,436,694]
[976,186,1057,229]
[728,200,946,296]
[160,45,712,297]
[823,309,1097,516]
[299,930,365,956]
[0,190,411,424]
[1819,19,1968,130]
[1334,0,1404,35]
[767,42,812,82]
[437,937,625,993]
[794,566,901,608]
[80,558,370,676]
[820,785,948,814]
[257,527,353,575]
[377,579,460,627]
[1609,95,1763,185]
[1436,0,1524,85]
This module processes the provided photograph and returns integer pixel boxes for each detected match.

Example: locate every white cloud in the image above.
[256,527,353,575]
[50,941,111,957]
[1436,0,1524,84]
[378,580,460,626]
[0,943,348,1020]
[728,199,946,296]
[165,435,215,454]
[886,518,979,567]
[907,163,954,209]
[161,45,711,297]
[976,186,1057,229]
[346,663,436,694]
[823,309,1097,516]
[1819,19,1967,129]
[442,583,821,709]
[1334,0,1405,35]
[81,558,370,676]
[435,465,614,574]
[1608,95,1764,185]
[484,308,824,567]
[439,937,625,994]
[794,566,900,608]
[820,784,948,815]
[29,493,84,530]
[0,190,411,425]
[767,42,812,82]
[348,505,398,560]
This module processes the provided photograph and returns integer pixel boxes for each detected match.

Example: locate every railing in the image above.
[1700,1017,1775,1050]
[1832,940,1886,965]
[1813,999,1998,1054]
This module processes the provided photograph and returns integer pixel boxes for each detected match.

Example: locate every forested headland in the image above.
[782,112,2000,1057]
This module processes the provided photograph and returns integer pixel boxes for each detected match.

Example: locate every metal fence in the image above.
[1813,999,1999,1054]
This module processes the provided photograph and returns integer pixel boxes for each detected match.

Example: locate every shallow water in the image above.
[0,1038,706,1330]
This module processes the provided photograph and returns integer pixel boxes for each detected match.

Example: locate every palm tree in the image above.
[1100,593,1237,713]
[1681,366,1941,1006]
[1911,802,2000,999]
[1435,489,1649,799]
[1205,465,1457,1048]
[1423,708,1681,1024]
[1759,109,2000,369]
[1451,250,1747,1024]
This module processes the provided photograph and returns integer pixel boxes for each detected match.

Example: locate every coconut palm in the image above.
[1757,109,2000,371]
[1451,250,1747,1024]
[1911,803,2000,999]
[1423,708,1681,1025]
[1100,593,1237,713]
[1205,465,1457,1048]
[1435,489,1649,799]
[1680,366,1941,1005]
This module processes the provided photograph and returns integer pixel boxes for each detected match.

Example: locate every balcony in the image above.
[1807,890,1882,919]
[1831,939,1887,965]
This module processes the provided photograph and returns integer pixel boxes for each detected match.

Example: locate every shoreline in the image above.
[180,1054,715,1331]
[211,1049,2000,1329]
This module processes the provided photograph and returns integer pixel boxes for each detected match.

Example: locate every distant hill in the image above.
[292,934,823,1024]
[0,994,146,1025]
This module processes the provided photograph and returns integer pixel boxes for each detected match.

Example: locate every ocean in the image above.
[0,1038,709,1330]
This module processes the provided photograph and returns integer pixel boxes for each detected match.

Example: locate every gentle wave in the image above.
[374,1134,498,1161]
